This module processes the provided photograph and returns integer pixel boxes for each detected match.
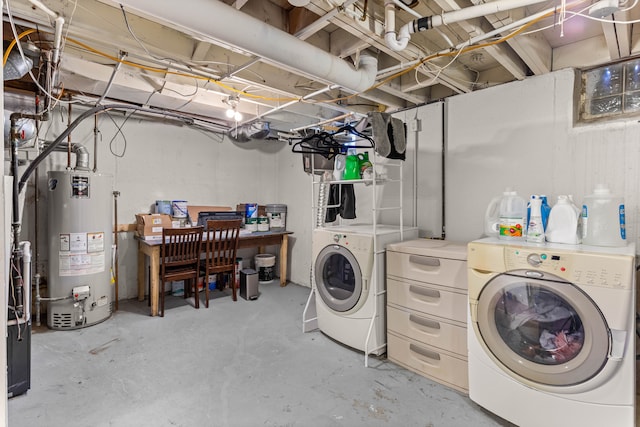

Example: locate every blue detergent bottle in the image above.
[540,195,551,230]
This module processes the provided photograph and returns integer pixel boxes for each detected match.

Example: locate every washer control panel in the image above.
[504,247,633,290]
[330,233,372,253]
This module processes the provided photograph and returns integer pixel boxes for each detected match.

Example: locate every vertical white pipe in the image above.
[51,16,64,64]
[385,1,411,51]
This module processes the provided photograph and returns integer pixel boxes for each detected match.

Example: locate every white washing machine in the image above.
[312,224,418,356]
[467,237,636,427]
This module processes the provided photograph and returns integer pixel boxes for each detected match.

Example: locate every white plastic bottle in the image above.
[581,184,626,247]
[484,195,502,237]
[545,195,580,244]
[498,189,527,241]
[526,196,545,243]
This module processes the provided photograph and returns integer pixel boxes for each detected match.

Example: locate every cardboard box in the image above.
[135,213,172,237]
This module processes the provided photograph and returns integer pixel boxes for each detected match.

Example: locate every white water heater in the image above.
[47,170,114,330]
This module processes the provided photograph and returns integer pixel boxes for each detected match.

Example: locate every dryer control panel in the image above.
[503,246,634,290]
[330,233,372,253]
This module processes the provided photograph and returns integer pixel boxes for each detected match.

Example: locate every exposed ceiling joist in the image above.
[4,0,640,135]
[602,8,632,59]
[436,0,529,80]
[484,6,552,75]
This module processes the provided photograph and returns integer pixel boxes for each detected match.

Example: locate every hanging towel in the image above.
[325,184,356,223]
[368,112,406,160]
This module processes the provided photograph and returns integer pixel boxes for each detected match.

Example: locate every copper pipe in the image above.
[67,101,72,168]
[113,191,120,311]
[360,0,368,21]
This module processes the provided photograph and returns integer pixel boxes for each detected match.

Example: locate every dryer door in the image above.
[473,270,610,387]
[314,244,363,313]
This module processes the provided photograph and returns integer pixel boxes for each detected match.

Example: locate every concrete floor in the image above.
[8,282,514,427]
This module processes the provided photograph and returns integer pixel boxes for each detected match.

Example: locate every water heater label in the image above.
[60,234,70,251]
[69,233,88,252]
[87,232,105,252]
[58,232,106,276]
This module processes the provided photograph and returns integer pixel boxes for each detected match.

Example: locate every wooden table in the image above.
[137,230,292,316]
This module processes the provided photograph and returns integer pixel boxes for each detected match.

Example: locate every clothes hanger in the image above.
[291,125,375,157]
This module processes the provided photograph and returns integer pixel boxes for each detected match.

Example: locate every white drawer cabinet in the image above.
[386,239,469,393]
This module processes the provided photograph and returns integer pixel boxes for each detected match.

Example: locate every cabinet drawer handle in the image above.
[409,285,440,300]
[409,315,441,331]
[409,255,440,269]
[409,344,441,363]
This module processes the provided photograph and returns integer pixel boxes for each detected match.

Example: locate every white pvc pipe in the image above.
[52,16,64,64]
[107,0,377,92]
[381,3,559,71]
[385,1,411,51]
[385,0,548,51]
[426,0,548,29]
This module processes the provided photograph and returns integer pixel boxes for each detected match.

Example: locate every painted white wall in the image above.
[445,68,640,248]
[394,103,444,239]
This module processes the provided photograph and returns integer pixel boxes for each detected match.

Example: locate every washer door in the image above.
[315,244,363,313]
[474,270,610,386]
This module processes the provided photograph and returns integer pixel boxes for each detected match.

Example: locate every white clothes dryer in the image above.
[467,237,636,427]
[312,224,418,356]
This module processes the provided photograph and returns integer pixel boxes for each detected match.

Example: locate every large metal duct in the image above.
[103,0,378,93]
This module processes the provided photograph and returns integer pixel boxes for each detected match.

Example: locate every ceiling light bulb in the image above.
[226,108,236,118]
[234,111,243,121]
[288,0,311,6]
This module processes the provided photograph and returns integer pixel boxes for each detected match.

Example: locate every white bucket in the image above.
[257,216,269,232]
[266,204,287,231]
[254,254,276,283]
[245,218,258,232]
[172,200,188,218]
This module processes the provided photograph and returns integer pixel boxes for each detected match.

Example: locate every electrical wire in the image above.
[106,111,131,158]
[119,4,183,64]
[619,0,640,11]
[565,10,640,24]
[414,43,466,88]
[2,28,36,65]
[519,3,593,37]
[5,0,81,108]
[64,37,300,103]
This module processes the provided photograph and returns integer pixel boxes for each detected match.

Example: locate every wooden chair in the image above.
[202,219,242,306]
[159,226,204,317]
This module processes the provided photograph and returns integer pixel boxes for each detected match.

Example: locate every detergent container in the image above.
[540,195,551,230]
[498,189,526,241]
[343,154,361,180]
[333,154,346,181]
[526,196,545,243]
[358,152,372,178]
[484,195,501,237]
[581,184,626,247]
[545,195,580,244]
